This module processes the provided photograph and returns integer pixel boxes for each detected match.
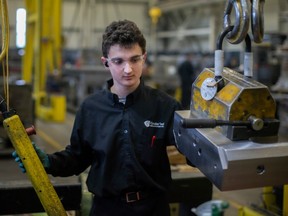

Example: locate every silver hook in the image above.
[251,0,265,43]
[223,0,250,44]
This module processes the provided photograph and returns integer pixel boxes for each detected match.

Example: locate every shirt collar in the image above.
[105,78,144,106]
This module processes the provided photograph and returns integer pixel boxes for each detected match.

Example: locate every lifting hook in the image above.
[223,0,265,44]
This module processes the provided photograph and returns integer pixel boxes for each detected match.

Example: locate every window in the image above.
[16,8,26,48]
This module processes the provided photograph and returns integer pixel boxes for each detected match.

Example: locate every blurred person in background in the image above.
[177,53,196,109]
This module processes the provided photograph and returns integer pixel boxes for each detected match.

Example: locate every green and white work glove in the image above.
[12,142,50,173]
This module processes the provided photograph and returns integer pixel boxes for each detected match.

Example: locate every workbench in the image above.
[170,168,213,215]
[0,155,82,215]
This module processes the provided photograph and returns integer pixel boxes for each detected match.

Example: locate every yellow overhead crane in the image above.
[22,0,66,122]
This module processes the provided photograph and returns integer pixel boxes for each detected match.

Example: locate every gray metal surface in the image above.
[174,110,288,191]
[0,83,34,151]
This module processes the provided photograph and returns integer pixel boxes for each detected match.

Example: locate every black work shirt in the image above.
[47,79,181,197]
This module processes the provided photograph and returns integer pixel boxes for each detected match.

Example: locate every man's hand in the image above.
[12,142,50,173]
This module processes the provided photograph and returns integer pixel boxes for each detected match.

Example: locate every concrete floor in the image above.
[0,112,283,216]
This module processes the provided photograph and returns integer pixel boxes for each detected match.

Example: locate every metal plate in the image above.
[173,110,288,191]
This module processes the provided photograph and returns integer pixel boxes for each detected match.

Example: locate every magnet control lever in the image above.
[181,116,264,131]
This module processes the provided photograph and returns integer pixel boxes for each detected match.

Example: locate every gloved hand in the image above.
[12,142,50,173]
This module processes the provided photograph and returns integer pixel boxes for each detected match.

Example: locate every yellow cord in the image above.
[0,0,10,110]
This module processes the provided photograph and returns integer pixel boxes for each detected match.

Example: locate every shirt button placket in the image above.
[123,129,130,157]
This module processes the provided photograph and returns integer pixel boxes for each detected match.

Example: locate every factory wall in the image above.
[61,1,151,49]
[6,0,152,50]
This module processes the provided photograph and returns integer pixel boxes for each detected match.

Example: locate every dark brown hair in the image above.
[102,20,146,57]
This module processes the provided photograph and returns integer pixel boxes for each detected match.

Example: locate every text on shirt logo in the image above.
[144,120,164,128]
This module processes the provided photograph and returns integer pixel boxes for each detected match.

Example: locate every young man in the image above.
[14,20,181,216]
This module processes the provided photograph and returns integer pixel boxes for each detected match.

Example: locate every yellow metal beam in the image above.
[22,0,65,122]
[238,206,264,216]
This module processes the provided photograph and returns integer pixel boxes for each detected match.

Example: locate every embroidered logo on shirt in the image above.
[144,120,164,128]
